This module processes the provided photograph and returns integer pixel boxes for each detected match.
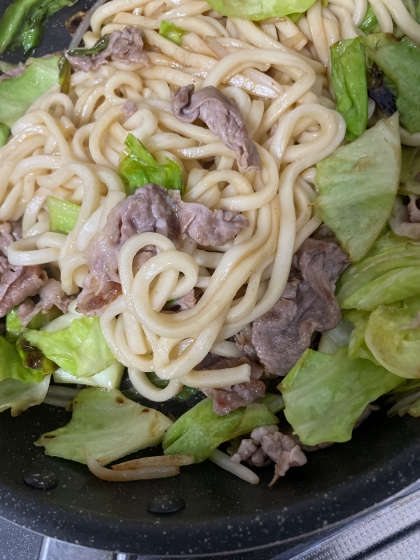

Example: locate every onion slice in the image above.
[112,454,195,470]
[69,0,109,50]
[83,449,180,481]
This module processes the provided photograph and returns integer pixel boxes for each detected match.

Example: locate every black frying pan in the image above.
[1,3,420,556]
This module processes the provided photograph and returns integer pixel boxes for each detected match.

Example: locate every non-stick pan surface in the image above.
[1,3,420,556]
[1,402,420,555]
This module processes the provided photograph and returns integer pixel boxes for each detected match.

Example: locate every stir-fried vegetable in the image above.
[399,146,420,196]
[23,312,117,378]
[0,376,50,416]
[118,133,184,196]
[0,56,60,130]
[0,0,78,54]
[280,347,401,446]
[331,37,368,141]
[46,196,80,235]
[159,20,188,46]
[35,388,173,464]
[359,3,380,32]
[336,233,420,305]
[0,123,10,147]
[163,395,282,462]
[363,34,420,134]
[206,0,317,20]
[53,362,125,390]
[0,335,46,383]
[66,33,111,58]
[365,303,420,378]
[316,115,401,262]
[6,306,62,342]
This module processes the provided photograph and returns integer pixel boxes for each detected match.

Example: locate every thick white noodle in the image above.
[2,0,418,402]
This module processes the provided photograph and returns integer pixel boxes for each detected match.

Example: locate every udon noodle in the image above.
[2,0,420,402]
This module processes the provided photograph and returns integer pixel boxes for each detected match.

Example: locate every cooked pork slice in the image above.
[231,425,307,486]
[17,279,72,327]
[0,221,48,317]
[77,184,248,315]
[250,237,348,376]
[409,195,420,223]
[164,289,197,312]
[196,354,266,416]
[235,329,258,362]
[390,196,420,239]
[172,84,262,173]
[0,266,47,318]
[121,100,138,117]
[177,200,249,247]
[0,65,25,82]
[0,222,21,256]
[66,27,149,72]
[77,184,180,315]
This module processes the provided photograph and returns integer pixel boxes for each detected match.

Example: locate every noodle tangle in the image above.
[2,0,420,399]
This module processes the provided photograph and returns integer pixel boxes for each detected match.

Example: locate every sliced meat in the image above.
[77,184,180,315]
[0,65,25,82]
[177,199,249,247]
[250,237,348,376]
[172,84,262,173]
[195,354,266,416]
[0,222,21,257]
[17,279,72,327]
[231,425,307,486]
[164,289,197,312]
[121,100,137,117]
[0,221,48,317]
[0,266,47,318]
[390,196,420,239]
[235,328,258,362]
[409,195,420,223]
[0,223,16,264]
[66,27,149,72]
[77,184,248,315]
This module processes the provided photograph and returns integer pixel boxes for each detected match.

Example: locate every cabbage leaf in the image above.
[365,303,420,378]
[0,335,45,383]
[163,395,281,462]
[35,387,173,464]
[0,56,60,129]
[316,115,400,263]
[0,375,50,416]
[280,347,401,446]
[46,196,80,235]
[0,0,77,54]
[6,305,62,342]
[53,362,125,390]
[318,319,354,354]
[159,20,188,46]
[363,34,420,134]
[23,314,116,378]
[0,123,10,147]
[359,3,380,33]
[344,308,381,365]
[205,0,317,19]
[341,266,420,311]
[336,234,420,306]
[331,37,368,141]
[399,146,420,196]
[118,133,183,196]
